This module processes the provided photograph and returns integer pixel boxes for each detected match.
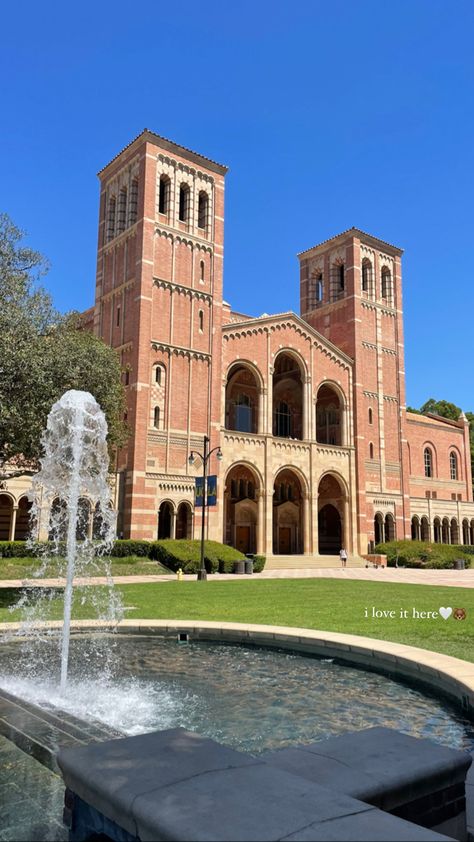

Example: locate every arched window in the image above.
[316,278,323,302]
[381,267,392,304]
[369,442,374,459]
[276,401,291,438]
[153,406,160,429]
[116,306,121,327]
[330,263,345,301]
[450,451,458,480]
[368,408,373,425]
[234,394,252,433]
[198,310,204,332]
[107,196,116,241]
[159,176,170,215]
[200,260,205,282]
[198,192,208,229]
[129,178,138,225]
[424,447,433,478]
[155,366,162,385]
[179,183,190,222]
[117,187,127,233]
[361,259,372,294]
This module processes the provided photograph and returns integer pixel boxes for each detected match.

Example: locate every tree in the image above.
[0,213,127,479]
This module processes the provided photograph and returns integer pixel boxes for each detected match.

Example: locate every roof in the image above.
[406,411,462,429]
[298,227,404,258]
[97,129,228,178]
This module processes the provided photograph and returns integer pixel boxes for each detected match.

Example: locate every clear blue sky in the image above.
[1,0,473,411]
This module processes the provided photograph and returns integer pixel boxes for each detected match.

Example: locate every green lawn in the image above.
[0,557,170,579]
[1,578,472,663]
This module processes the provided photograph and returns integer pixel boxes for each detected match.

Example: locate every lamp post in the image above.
[188,435,222,581]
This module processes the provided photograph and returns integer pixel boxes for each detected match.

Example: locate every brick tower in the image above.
[94,130,227,539]
[298,229,410,552]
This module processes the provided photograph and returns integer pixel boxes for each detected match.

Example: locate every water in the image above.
[0,634,472,755]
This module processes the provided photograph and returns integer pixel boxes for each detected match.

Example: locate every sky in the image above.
[1,0,473,411]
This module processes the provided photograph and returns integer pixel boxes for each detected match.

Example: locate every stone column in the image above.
[265,490,273,557]
[257,491,264,555]
[302,378,310,441]
[9,507,18,541]
[343,498,350,552]
[170,509,176,539]
[303,494,311,555]
[257,389,264,435]
[87,510,93,541]
[312,494,319,556]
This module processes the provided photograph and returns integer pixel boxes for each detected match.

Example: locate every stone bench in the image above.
[58,727,456,841]
[262,727,471,840]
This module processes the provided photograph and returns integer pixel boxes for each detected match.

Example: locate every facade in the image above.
[1,129,473,557]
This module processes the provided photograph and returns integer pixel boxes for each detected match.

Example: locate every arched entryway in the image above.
[14,496,32,540]
[318,474,346,554]
[433,517,441,543]
[411,516,420,541]
[421,516,430,542]
[315,383,345,446]
[450,518,459,545]
[49,498,68,542]
[273,353,304,440]
[224,464,260,554]
[273,469,304,554]
[0,495,13,541]
[225,363,261,434]
[76,498,91,541]
[384,513,395,542]
[442,518,450,544]
[374,513,384,545]
[158,501,174,539]
[176,502,193,539]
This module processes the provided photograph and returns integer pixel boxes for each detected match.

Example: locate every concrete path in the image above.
[0,567,473,588]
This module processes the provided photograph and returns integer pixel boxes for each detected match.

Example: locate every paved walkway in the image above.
[1,567,473,588]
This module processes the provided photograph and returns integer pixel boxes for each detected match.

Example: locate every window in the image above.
[155,367,162,385]
[129,178,138,225]
[361,259,372,294]
[234,394,252,432]
[368,407,373,425]
[159,176,170,215]
[117,188,127,234]
[200,260,205,282]
[381,267,392,304]
[124,370,130,386]
[276,401,291,437]
[116,307,121,327]
[369,442,374,459]
[153,406,160,428]
[179,184,190,222]
[198,310,204,332]
[424,447,433,478]
[198,192,208,229]
[315,273,323,303]
[339,264,345,290]
[107,196,116,241]
[330,263,345,300]
[450,451,458,480]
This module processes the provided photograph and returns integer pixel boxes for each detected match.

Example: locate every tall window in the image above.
[369,442,374,459]
[315,273,323,303]
[276,401,291,437]
[107,196,116,241]
[159,176,170,214]
[450,451,458,480]
[331,263,345,300]
[198,192,208,229]
[234,394,252,432]
[339,264,345,290]
[361,259,372,295]
[154,406,160,428]
[381,267,392,304]
[116,306,121,327]
[424,447,433,478]
[155,366,162,385]
[198,309,204,332]
[179,184,190,222]
[129,178,138,225]
[117,188,127,234]
[368,407,373,424]
[200,260,205,282]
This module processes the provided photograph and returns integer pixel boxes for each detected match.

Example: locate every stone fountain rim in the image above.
[1,618,473,718]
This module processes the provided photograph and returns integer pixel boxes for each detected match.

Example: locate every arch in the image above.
[154,363,166,385]
[449,450,459,481]
[178,183,190,222]
[176,502,193,540]
[158,500,175,540]
[384,512,395,542]
[197,191,209,230]
[14,496,32,541]
[462,518,470,545]
[361,258,374,297]
[424,446,434,478]
[433,517,442,543]
[273,352,305,440]
[48,498,68,542]
[224,463,261,554]
[158,175,170,215]
[225,362,262,434]
[153,406,160,429]
[76,498,91,541]
[374,512,385,545]
[274,468,304,554]
[450,518,459,545]
[381,266,393,305]
[421,516,430,542]
[411,515,420,541]
[330,260,345,301]
[442,517,450,544]
[315,381,346,446]
[318,473,346,554]
[0,494,13,541]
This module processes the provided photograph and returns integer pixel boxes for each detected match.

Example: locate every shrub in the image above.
[252,555,266,573]
[149,539,245,574]
[0,541,44,558]
[375,540,471,569]
[109,540,151,558]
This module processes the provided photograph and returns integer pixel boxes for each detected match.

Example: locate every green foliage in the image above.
[149,539,245,574]
[0,213,127,472]
[0,540,40,558]
[252,555,266,573]
[419,398,461,421]
[109,540,151,558]
[375,539,471,569]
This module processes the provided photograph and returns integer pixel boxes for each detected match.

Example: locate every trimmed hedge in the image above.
[149,539,245,574]
[252,555,266,573]
[0,541,42,558]
[375,540,472,569]
[109,540,151,558]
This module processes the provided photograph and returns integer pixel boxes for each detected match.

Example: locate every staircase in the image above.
[265,554,366,570]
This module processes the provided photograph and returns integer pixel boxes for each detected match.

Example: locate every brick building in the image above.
[1,129,473,560]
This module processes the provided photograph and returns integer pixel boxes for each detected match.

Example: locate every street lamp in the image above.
[188,435,222,581]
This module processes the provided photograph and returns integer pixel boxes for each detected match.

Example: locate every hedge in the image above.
[375,540,472,569]
[149,540,245,574]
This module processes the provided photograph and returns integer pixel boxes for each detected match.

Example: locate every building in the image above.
[1,129,473,560]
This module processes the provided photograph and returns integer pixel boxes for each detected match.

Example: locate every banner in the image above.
[207,475,217,506]
[195,477,204,507]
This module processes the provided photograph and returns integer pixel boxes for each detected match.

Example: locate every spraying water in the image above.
[30,390,118,691]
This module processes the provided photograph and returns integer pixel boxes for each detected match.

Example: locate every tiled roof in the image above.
[97,129,228,177]
[298,227,403,257]
[406,411,461,428]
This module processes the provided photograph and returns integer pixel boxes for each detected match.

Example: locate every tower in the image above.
[298,229,410,551]
[94,130,227,539]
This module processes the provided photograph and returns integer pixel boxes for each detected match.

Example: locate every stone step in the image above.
[265,555,367,570]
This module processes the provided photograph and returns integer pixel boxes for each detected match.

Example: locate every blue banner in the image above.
[207,475,217,506]
[195,477,204,507]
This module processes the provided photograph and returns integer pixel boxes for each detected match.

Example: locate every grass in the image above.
[0,557,171,579]
[0,578,473,662]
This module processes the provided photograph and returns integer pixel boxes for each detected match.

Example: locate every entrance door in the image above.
[236,526,251,554]
[279,526,291,554]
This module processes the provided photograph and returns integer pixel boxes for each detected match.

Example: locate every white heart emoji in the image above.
[439,607,452,620]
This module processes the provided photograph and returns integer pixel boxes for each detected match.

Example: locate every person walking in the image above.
[339,547,348,568]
